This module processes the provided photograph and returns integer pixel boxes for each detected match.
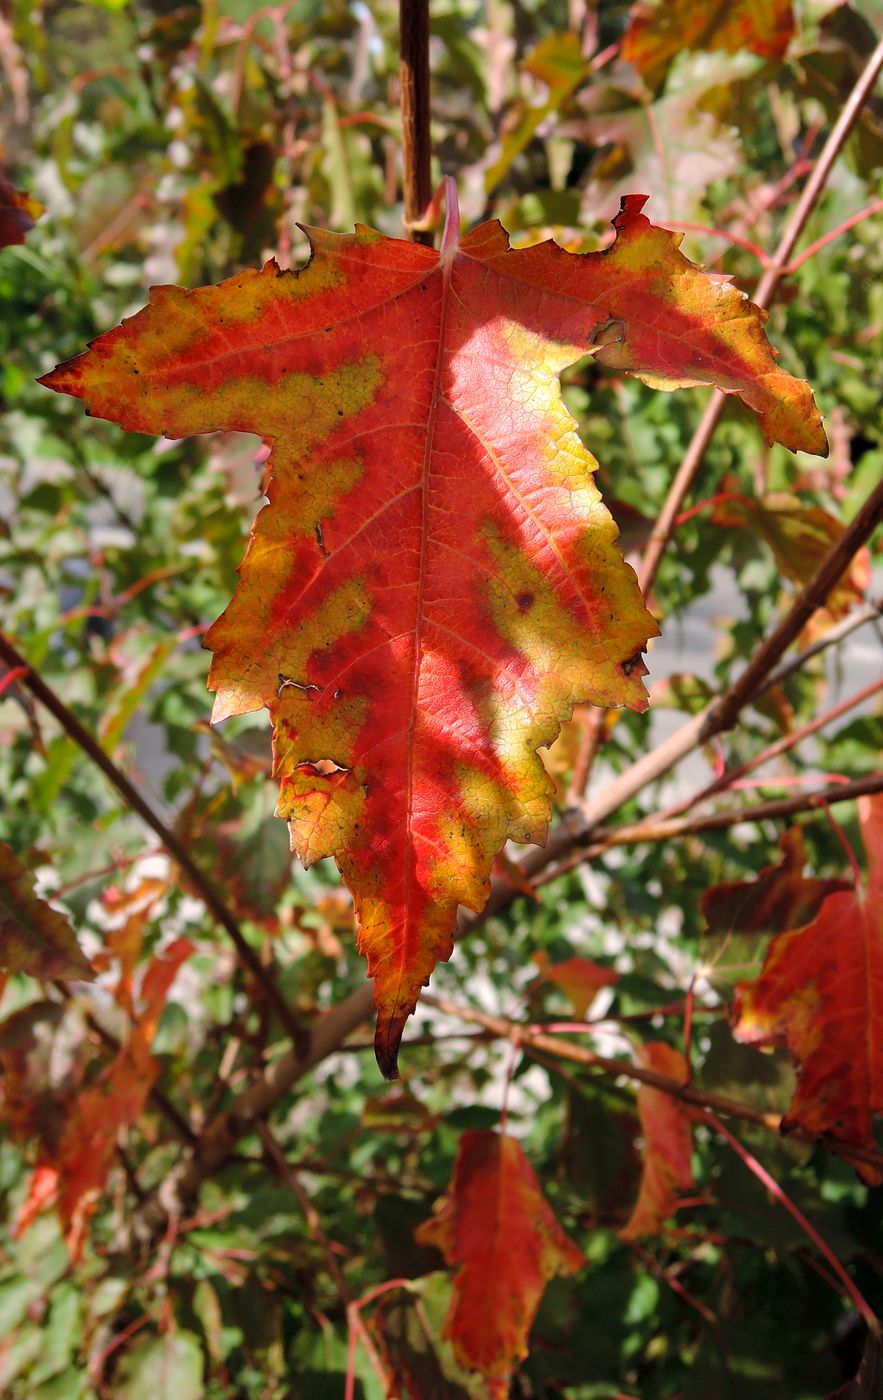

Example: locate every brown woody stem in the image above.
[662,675,883,821]
[540,771,883,883]
[399,0,433,244]
[0,631,303,1045]
[420,996,883,1177]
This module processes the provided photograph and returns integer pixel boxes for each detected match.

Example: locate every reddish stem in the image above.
[662,221,769,265]
[0,665,27,698]
[345,1279,413,1400]
[820,800,863,889]
[674,490,747,528]
[786,198,883,275]
[702,1110,879,1333]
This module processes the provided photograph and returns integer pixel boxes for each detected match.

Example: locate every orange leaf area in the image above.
[734,796,883,1183]
[620,1042,695,1239]
[41,190,825,1075]
[0,173,42,248]
[624,0,794,86]
[10,929,192,1258]
[416,1130,584,1397]
[530,949,618,1018]
[702,828,852,940]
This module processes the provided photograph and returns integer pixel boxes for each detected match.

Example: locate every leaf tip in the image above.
[374,1016,404,1081]
[614,193,650,227]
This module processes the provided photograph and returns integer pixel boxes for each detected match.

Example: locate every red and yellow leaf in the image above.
[624,0,794,87]
[40,189,825,1075]
[0,841,93,981]
[734,795,883,1182]
[416,1130,583,1397]
[620,1042,695,1239]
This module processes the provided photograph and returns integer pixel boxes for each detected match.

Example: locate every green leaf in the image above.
[115,1330,205,1400]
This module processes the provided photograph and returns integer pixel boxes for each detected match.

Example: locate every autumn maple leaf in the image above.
[620,1041,695,1239]
[734,796,883,1181]
[416,1130,584,1397]
[40,183,825,1075]
[623,0,795,88]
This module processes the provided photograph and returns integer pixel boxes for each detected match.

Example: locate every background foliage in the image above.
[1,0,882,1395]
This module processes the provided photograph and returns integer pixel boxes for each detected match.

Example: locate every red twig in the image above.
[0,665,27,698]
[345,1279,411,1400]
[674,490,748,528]
[658,674,883,823]
[702,1110,879,1333]
[661,221,770,265]
[820,800,863,889]
[785,198,883,275]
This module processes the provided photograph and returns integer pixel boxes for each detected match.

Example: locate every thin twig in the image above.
[702,1110,880,1333]
[663,675,883,821]
[420,996,883,1177]
[785,198,883,275]
[545,771,883,875]
[256,1121,352,1305]
[0,631,303,1045]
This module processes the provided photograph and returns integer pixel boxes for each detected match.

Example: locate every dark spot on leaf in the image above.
[516,592,534,613]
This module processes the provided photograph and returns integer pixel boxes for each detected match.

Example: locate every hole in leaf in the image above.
[297,758,351,777]
[277,674,322,697]
[589,316,626,349]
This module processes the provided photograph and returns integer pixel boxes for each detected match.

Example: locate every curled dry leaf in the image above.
[40,186,825,1076]
[0,841,93,982]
